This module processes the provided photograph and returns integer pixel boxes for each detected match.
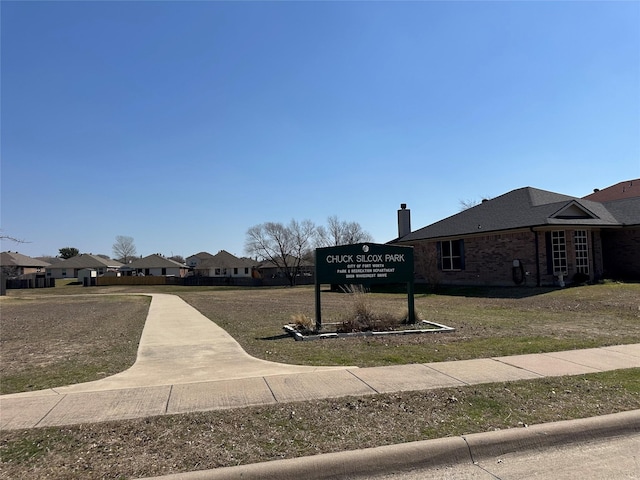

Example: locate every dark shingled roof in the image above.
[127,254,186,269]
[397,186,637,242]
[196,250,255,269]
[47,254,123,269]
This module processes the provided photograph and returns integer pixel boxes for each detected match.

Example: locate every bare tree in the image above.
[459,196,491,211]
[112,235,137,264]
[245,219,316,286]
[0,232,28,244]
[169,255,185,264]
[0,232,29,296]
[316,215,374,247]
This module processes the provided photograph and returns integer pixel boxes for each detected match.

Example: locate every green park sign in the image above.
[314,243,415,330]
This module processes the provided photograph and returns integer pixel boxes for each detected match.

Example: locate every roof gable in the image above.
[550,201,599,220]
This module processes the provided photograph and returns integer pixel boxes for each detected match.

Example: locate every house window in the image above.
[161,268,167,275]
[574,230,589,274]
[234,268,238,275]
[440,240,464,271]
[244,268,249,274]
[215,268,221,275]
[551,231,567,273]
[62,269,67,276]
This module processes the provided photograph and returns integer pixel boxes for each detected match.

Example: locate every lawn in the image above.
[178,282,640,367]
[1,282,638,479]
[0,295,150,395]
[2,282,639,392]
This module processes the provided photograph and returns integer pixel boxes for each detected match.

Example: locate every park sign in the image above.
[314,243,415,330]
[315,243,414,284]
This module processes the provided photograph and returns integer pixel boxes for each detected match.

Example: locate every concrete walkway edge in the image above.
[139,409,640,480]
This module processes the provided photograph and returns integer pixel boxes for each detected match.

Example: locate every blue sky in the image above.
[2,1,639,259]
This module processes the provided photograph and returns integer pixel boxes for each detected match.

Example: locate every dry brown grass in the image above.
[0,295,149,394]
[0,283,638,479]
[179,283,640,366]
[1,369,638,479]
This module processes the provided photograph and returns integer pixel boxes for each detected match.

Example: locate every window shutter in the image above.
[436,242,442,270]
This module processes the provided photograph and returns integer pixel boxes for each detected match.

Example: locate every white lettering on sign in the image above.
[326,254,353,263]
[320,248,410,283]
[355,254,383,263]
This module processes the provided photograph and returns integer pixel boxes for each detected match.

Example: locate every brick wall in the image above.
[408,228,609,287]
[410,231,540,287]
[601,227,640,280]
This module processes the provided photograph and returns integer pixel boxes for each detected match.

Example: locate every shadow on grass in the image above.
[370,283,558,299]
[259,333,291,341]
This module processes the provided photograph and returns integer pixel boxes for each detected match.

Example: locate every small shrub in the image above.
[400,308,422,325]
[290,313,314,333]
[336,285,403,333]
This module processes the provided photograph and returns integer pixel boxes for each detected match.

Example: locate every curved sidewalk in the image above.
[1,293,640,430]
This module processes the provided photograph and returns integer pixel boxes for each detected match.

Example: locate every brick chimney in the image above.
[397,204,411,238]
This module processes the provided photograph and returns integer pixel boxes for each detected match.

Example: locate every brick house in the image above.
[1,252,50,277]
[185,251,216,268]
[191,250,256,278]
[46,254,123,279]
[391,180,640,287]
[122,254,189,277]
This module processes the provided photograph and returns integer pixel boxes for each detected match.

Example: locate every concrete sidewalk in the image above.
[1,293,640,431]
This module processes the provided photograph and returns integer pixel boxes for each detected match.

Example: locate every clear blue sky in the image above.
[2,1,639,259]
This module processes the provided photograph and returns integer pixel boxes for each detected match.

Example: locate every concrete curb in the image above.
[138,409,640,480]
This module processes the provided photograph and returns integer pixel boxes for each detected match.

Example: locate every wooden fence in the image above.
[96,276,169,286]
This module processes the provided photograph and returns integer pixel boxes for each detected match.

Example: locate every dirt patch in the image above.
[0,296,149,394]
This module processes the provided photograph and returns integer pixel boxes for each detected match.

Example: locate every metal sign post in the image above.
[314,243,415,330]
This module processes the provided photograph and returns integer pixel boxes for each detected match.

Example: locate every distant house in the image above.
[192,250,256,278]
[186,251,216,268]
[391,181,640,287]
[46,254,123,279]
[1,252,50,277]
[256,255,315,280]
[123,254,189,277]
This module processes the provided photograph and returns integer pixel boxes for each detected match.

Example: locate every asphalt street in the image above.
[369,435,639,480]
